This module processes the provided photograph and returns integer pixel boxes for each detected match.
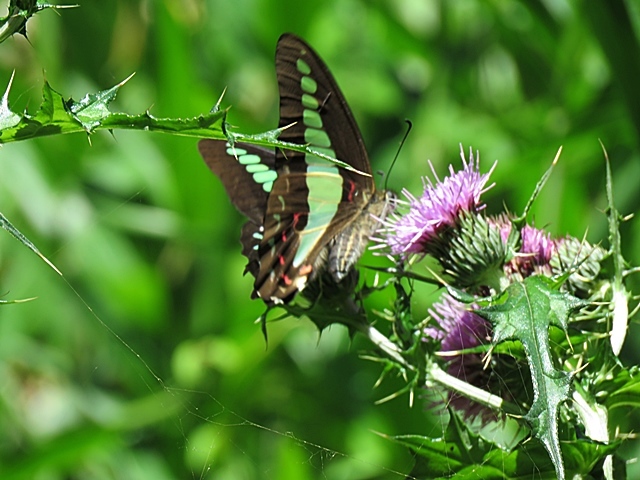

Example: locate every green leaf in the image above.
[0,72,21,130]
[601,142,630,356]
[0,75,227,143]
[0,0,77,44]
[0,211,60,275]
[68,73,134,132]
[0,73,371,176]
[387,412,616,479]
[599,365,640,411]
[476,275,584,480]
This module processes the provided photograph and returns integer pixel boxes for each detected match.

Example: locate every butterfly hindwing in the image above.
[197,140,277,279]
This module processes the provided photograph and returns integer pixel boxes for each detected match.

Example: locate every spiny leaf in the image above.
[232,129,372,177]
[0,0,77,44]
[601,142,630,356]
[385,412,616,479]
[68,73,135,132]
[476,275,585,480]
[0,75,227,143]
[0,74,365,174]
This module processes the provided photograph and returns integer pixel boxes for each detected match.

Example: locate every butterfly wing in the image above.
[252,34,378,303]
[198,140,277,278]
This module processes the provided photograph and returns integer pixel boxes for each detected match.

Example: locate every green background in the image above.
[0,1,639,478]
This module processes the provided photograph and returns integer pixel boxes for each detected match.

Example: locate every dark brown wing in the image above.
[198,140,275,224]
[276,33,375,184]
[251,34,377,303]
[198,140,276,278]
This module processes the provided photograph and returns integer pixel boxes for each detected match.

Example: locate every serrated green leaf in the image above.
[0,0,77,44]
[599,365,640,410]
[387,412,615,479]
[388,414,489,477]
[476,275,585,480]
[0,73,367,176]
[602,143,631,356]
[0,72,21,130]
[28,80,78,133]
[0,75,227,143]
[68,73,134,132]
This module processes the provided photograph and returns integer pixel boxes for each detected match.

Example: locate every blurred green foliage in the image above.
[0,0,639,478]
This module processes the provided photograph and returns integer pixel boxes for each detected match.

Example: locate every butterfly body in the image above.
[199,34,393,304]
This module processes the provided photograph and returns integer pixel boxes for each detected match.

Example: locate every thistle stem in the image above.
[427,362,523,416]
[359,324,413,370]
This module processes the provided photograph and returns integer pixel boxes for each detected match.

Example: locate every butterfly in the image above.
[198,33,393,305]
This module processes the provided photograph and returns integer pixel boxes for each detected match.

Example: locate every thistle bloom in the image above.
[427,294,493,418]
[495,220,556,278]
[384,145,495,255]
[383,146,607,422]
[427,294,490,360]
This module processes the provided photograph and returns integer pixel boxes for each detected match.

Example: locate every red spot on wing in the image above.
[282,274,293,286]
[292,212,302,229]
[346,180,356,202]
[299,264,313,276]
[278,254,286,266]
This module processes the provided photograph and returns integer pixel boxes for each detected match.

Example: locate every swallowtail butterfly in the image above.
[198,34,393,304]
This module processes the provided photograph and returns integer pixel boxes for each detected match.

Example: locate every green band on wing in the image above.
[303,109,323,129]
[301,94,319,110]
[296,58,311,75]
[291,60,344,268]
[304,127,332,148]
[293,165,342,267]
[226,147,247,156]
[226,145,277,193]
[301,76,318,94]
[253,170,277,191]
[238,154,262,165]
[246,163,270,173]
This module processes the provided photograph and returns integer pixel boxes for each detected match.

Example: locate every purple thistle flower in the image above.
[520,225,555,267]
[384,145,495,255]
[427,294,490,368]
[499,221,556,278]
[426,293,493,418]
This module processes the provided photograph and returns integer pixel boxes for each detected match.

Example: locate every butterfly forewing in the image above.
[275,34,373,177]
[197,140,276,278]
[198,140,276,223]
[199,33,392,305]
[251,34,380,302]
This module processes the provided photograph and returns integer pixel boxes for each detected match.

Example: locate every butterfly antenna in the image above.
[384,119,412,191]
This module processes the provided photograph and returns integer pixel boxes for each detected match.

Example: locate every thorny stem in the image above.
[428,362,523,416]
[360,324,522,416]
[359,324,413,370]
